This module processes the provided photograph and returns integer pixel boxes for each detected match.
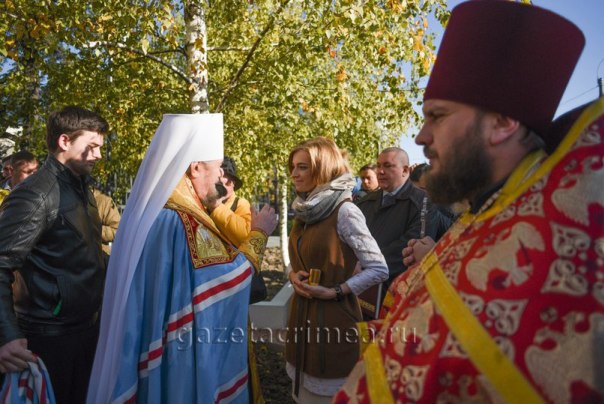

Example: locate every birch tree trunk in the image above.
[22,52,41,149]
[185,1,209,113]
[279,179,290,269]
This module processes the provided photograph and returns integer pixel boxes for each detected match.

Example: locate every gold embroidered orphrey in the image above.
[177,210,239,268]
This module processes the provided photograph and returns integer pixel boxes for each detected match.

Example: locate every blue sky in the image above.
[401,0,604,164]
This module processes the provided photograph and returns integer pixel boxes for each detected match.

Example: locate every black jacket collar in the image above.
[45,155,91,196]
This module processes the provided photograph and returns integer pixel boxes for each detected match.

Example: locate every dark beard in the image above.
[202,181,227,206]
[424,116,493,205]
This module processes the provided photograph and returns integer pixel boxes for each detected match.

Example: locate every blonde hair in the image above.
[288,137,351,186]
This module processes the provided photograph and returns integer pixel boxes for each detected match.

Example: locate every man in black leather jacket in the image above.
[0,106,108,404]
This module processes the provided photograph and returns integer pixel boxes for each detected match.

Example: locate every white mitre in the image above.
[87,113,223,404]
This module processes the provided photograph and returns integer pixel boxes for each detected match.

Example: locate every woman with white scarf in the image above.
[284,137,388,403]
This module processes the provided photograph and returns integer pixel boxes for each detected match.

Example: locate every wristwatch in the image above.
[333,284,343,302]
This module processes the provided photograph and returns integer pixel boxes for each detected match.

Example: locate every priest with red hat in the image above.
[334,0,604,402]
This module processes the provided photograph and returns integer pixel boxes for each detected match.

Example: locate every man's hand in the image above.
[402,237,435,267]
[251,204,278,236]
[0,338,33,373]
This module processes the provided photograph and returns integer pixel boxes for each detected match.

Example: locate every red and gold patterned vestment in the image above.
[335,100,604,403]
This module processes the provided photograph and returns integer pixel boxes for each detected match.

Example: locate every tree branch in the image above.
[148,48,186,57]
[215,0,292,112]
[86,41,192,85]
[112,56,147,69]
[208,46,252,52]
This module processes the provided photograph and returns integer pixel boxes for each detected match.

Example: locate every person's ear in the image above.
[57,134,71,152]
[488,114,521,146]
[188,161,202,178]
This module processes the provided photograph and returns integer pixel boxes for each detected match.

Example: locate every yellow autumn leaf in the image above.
[413,38,423,52]
[422,58,431,72]
[336,64,348,82]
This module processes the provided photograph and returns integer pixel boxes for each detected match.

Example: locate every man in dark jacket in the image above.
[0,106,108,404]
[356,147,437,290]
